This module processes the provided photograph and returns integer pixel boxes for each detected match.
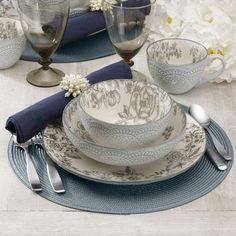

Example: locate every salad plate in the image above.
[43,114,206,185]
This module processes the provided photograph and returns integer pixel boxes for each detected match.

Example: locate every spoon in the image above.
[13,135,42,192]
[205,142,227,171]
[189,104,232,161]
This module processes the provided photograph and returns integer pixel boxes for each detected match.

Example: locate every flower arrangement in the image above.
[149,0,236,82]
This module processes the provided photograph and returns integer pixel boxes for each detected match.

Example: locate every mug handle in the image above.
[198,54,225,85]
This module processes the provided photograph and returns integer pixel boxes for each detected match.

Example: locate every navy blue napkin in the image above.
[5,61,132,143]
[60,11,105,47]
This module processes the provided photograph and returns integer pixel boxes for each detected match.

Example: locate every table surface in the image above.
[0,44,236,236]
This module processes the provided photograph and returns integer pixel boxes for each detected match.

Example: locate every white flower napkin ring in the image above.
[60,74,90,98]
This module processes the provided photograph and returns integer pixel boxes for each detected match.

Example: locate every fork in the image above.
[32,133,65,193]
[13,135,42,192]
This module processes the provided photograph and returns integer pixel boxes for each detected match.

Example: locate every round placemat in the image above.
[20,31,116,63]
[8,106,234,214]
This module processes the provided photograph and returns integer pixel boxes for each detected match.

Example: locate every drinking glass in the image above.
[103,0,156,80]
[17,0,70,87]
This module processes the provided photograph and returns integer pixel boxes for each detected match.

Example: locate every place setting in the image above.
[2,0,234,214]
[5,70,234,214]
[6,77,234,213]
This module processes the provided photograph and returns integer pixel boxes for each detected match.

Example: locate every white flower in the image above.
[213,0,236,22]
[90,0,117,11]
[60,74,90,98]
[150,0,186,40]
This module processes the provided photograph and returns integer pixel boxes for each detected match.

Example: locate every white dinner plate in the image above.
[43,114,206,185]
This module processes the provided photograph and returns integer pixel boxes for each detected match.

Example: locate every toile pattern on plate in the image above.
[43,113,206,185]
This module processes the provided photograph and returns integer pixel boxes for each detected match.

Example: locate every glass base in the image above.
[26,67,65,87]
[132,69,148,82]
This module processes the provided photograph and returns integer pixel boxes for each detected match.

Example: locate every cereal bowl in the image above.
[77,79,173,149]
[0,18,26,69]
[63,99,186,166]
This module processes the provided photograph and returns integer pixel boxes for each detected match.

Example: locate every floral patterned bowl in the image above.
[77,79,173,149]
[63,99,186,166]
[0,17,26,69]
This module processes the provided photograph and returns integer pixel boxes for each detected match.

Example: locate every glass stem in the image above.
[38,58,52,70]
[125,59,134,67]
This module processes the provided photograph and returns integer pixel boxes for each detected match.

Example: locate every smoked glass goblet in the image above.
[103,0,156,80]
[17,0,70,87]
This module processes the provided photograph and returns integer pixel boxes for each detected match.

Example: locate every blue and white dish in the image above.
[0,17,26,69]
[77,79,173,149]
[63,99,186,166]
[147,38,225,94]
[43,113,206,185]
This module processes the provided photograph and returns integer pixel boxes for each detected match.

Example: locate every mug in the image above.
[146,38,226,94]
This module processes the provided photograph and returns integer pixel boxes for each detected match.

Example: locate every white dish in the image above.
[77,79,173,149]
[43,113,206,185]
[0,17,26,69]
[63,99,186,166]
[0,1,18,18]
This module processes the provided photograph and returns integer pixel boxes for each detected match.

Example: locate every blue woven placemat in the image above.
[8,105,234,214]
[21,31,116,63]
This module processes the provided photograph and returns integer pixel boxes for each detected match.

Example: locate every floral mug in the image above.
[147,38,226,94]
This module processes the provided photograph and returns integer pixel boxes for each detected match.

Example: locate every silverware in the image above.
[206,142,227,171]
[189,104,232,161]
[188,106,228,171]
[32,133,65,193]
[13,135,42,192]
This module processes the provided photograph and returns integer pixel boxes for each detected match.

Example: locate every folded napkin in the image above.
[5,61,132,143]
[60,11,105,47]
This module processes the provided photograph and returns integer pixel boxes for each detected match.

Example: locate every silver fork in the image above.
[13,135,42,192]
[32,133,65,193]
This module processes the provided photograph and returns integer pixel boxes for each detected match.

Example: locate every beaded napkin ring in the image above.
[60,74,90,98]
[90,0,117,11]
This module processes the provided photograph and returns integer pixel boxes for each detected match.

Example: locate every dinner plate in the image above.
[43,113,206,185]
